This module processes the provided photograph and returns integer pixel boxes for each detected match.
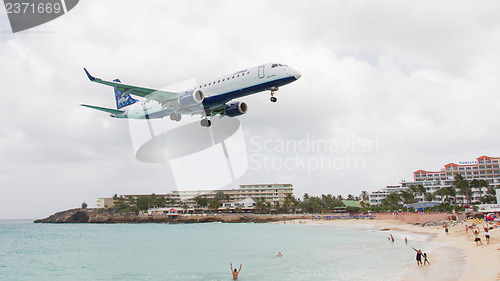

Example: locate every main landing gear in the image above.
[169,112,181,121]
[200,110,212,127]
[200,118,212,127]
[270,87,278,103]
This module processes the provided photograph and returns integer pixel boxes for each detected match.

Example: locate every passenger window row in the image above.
[199,71,251,88]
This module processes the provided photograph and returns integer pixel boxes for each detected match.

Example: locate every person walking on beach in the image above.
[412,247,423,266]
[230,263,242,279]
[444,224,449,235]
[423,253,430,265]
[404,237,408,244]
[473,229,483,246]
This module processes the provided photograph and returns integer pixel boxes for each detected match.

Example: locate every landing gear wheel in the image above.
[200,119,212,127]
[170,112,182,121]
[270,96,277,103]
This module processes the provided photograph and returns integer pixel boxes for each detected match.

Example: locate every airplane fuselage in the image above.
[115,63,301,119]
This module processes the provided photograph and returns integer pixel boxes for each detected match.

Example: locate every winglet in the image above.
[83,68,96,81]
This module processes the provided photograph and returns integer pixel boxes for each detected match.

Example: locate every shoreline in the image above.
[286,219,500,281]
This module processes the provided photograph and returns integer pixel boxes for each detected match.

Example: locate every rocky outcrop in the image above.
[34,209,89,223]
[34,209,307,224]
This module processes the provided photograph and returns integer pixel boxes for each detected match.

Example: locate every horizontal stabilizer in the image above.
[80,104,124,114]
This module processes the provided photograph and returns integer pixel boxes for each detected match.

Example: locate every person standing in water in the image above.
[404,237,408,244]
[412,247,423,266]
[230,263,242,279]
[423,253,430,265]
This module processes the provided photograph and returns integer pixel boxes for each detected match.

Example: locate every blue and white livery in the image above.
[81,63,301,127]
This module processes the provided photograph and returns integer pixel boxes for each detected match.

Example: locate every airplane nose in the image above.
[293,70,301,80]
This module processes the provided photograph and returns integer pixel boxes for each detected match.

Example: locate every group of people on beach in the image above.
[412,248,430,266]
[465,223,493,245]
[387,233,430,266]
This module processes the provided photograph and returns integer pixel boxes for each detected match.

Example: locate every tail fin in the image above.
[113,79,138,109]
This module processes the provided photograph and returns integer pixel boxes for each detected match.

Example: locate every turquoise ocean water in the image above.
[0,220,436,281]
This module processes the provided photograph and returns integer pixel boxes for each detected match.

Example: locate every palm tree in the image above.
[208,198,222,211]
[255,197,269,214]
[471,179,480,203]
[215,191,230,202]
[401,190,416,204]
[381,193,402,210]
[479,179,489,203]
[485,186,497,203]
[436,186,456,204]
[452,174,470,205]
[360,190,369,202]
[434,188,444,203]
[303,193,310,201]
[424,192,435,202]
[446,185,457,205]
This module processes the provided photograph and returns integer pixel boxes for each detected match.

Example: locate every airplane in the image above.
[81,63,301,127]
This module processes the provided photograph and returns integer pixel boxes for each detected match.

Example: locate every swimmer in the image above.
[230,263,242,279]
[276,252,282,257]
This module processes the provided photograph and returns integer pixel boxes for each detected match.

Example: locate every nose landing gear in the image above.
[270,87,278,102]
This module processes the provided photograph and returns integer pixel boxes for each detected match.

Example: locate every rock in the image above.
[34,209,299,224]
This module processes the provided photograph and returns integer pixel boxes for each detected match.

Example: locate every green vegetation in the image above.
[101,185,497,216]
[116,202,140,215]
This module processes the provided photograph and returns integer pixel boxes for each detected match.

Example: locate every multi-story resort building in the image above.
[369,155,500,206]
[368,186,407,206]
[98,183,294,209]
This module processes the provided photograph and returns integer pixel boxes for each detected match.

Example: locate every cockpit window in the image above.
[271,64,279,68]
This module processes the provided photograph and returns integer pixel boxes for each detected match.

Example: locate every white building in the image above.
[370,155,500,206]
[369,186,406,206]
[99,184,293,209]
[222,197,256,210]
[147,207,181,215]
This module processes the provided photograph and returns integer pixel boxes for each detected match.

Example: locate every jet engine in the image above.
[225,102,248,117]
[178,89,204,107]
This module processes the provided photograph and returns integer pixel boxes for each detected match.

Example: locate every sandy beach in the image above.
[285,218,500,281]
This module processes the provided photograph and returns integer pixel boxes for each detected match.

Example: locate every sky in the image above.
[2,0,500,219]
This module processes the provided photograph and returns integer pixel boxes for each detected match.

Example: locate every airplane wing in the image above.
[81,104,125,114]
[83,68,179,108]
